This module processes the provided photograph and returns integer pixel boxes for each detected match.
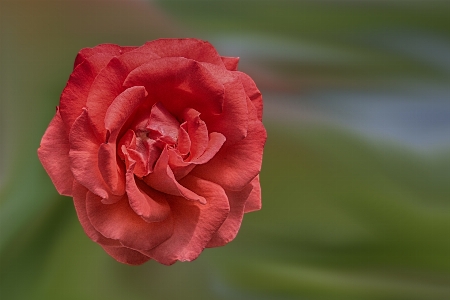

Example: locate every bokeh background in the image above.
[1,0,449,299]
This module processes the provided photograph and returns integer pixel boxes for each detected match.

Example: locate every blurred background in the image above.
[1,0,449,299]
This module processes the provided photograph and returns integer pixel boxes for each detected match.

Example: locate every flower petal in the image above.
[86,191,174,251]
[60,53,114,133]
[37,108,74,196]
[142,38,225,67]
[221,56,239,71]
[74,44,137,69]
[69,109,119,202]
[192,98,267,191]
[143,176,230,265]
[123,57,224,118]
[101,245,151,266]
[104,86,148,143]
[244,175,262,213]
[126,162,171,223]
[147,102,180,145]
[237,71,263,121]
[98,143,126,196]
[206,183,253,248]
[143,147,206,204]
[183,108,209,160]
[72,180,120,247]
[86,50,160,136]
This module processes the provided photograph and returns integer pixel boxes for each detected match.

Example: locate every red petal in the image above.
[104,86,148,142]
[69,109,118,202]
[60,53,114,133]
[192,98,267,191]
[144,147,206,204]
[123,57,224,119]
[244,175,262,213]
[143,176,230,265]
[98,143,126,196]
[206,183,253,248]
[183,108,209,160]
[141,38,225,67]
[221,56,239,71]
[237,71,263,121]
[72,181,120,247]
[147,102,180,145]
[101,245,151,265]
[199,63,249,145]
[37,109,74,196]
[86,191,174,251]
[192,132,226,165]
[86,50,160,137]
[126,162,171,223]
[74,44,137,69]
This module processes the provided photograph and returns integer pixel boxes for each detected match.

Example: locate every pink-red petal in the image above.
[144,147,206,204]
[126,162,171,223]
[72,181,120,247]
[74,44,137,69]
[221,56,239,71]
[244,175,262,213]
[237,71,263,121]
[86,191,173,251]
[69,109,114,201]
[141,38,225,67]
[123,57,224,119]
[101,245,151,265]
[143,176,230,265]
[206,183,253,248]
[37,109,74,196]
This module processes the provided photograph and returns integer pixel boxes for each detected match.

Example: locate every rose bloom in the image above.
[38,38,266,265]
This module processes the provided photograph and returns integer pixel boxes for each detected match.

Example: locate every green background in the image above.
[1,0,449,299]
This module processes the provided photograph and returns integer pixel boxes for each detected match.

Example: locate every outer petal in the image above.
[143,176,230,265]
[206,183,253,248]
[237,71,263,121]
[60,53,119,133]
[86,50,160,136]
[244,175,262,213]
[69,109,118,202]
[199,63,249,145]
[86,191,174,251]
[37,108,73,196]
[221,56,239,71]
[72,181,120,247]
[74,44,137,69]
[141,38,225,67]
[192,98,267,191]
[123,57,224,119]
[101,245,151,266]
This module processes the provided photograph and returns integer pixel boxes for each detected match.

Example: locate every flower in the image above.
[38,38,267,265]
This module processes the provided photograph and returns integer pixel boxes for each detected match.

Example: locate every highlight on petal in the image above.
[37,108,74,196]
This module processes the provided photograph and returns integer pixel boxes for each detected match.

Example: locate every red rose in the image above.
[38,38,266,265]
